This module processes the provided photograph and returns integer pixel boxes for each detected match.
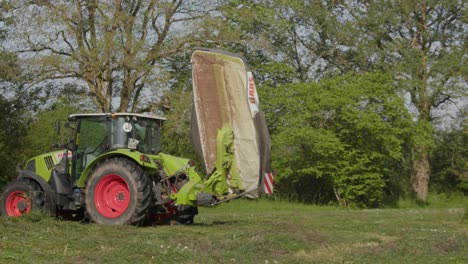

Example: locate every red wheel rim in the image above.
[94,174,130,218]
[5,191,31,217]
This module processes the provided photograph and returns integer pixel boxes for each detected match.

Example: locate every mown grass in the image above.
[0,199,466,264]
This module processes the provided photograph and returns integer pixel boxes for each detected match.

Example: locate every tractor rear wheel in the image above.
[1,179,51,217]
[85,157,150,225]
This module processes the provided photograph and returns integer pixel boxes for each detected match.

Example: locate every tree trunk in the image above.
[410,3,432,202]
[410,151,430,202]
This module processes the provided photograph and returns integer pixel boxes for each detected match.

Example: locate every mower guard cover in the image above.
[191,49,272,198]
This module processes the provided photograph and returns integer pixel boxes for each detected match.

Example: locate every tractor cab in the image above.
[68,113,165,180]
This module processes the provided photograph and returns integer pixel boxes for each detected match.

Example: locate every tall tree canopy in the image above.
[262,73,411,207]
[8,0,215,112]
[220,0,467,201]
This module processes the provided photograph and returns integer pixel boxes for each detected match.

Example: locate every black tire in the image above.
[84,157,150,225]
[0,178,52,217]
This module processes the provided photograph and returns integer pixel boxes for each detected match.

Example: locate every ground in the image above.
[0,199,466,263]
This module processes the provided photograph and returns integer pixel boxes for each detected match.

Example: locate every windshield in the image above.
[133,118,161,154]
[110,117,161,154]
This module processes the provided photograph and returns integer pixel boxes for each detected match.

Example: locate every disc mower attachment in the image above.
[191,49,273,198]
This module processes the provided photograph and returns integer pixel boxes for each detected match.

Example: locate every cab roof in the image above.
[68,113,166,122]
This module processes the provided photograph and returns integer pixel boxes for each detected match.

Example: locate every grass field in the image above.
[0,199,466,264]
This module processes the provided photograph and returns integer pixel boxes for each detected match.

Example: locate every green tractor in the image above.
[0,49,273,225]
[1,113,197,224]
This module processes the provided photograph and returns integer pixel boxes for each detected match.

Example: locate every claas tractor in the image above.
[0,49,273,225]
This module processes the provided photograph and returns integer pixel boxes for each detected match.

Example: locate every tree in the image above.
[0,95,28,186]
[9,0,216,112]
[333,0,467,202]
[0,1,27,186]
[21,100,78,161]
[158,89,197,160]
[431,127,468,194]
[155,51,197,159]
[261,73,411,207]
[221,0,467,201]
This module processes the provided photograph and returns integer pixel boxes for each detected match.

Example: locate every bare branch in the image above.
[140,0,156,41]
[23,73,81,90]
[432,93,451,108]
[131,0,143,17]
[146,0,183,65]
[172,8,216,22]
[88,0,97,50]
[60,31,76,52]
[19,35,73,56]
[74,0,88,54]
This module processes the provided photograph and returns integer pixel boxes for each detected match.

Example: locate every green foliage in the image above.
[155,53,201,162]
[159,90,197,161]
[0,7,29,186]
[410,119,436,158]
[0,96,27,186]
[262,72,412,207]
[431,128,468,194]
[21,101,77,163]
[464,203,468,223]
[220,0,467,202]
[160,51,193,93]
[0,83,93,187]
[0,51,20,82]
[333,152,386,208]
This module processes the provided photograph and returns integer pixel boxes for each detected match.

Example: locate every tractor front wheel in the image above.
[0,179,50,217]
[85,157,150,225]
